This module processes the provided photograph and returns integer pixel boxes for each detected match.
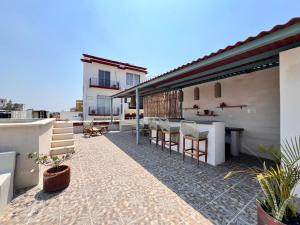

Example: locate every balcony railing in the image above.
[89,78,120,90]
[88,106,120,116]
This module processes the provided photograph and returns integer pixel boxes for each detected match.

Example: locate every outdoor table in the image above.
[225,127,244,156]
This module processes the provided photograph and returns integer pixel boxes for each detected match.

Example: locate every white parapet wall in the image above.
[0,151,16,215]
[0,118,55,189]
[280,46,300,197]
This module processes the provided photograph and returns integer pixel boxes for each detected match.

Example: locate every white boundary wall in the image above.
[0,119,54,189]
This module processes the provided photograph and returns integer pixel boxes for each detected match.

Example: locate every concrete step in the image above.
[50,145,75,156]
[52,133,74,141]
[51,139,74,148]
[53,121,74,128]
[52,127,73,134]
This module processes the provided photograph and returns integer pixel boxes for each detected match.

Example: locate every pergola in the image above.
[112,18,300,144]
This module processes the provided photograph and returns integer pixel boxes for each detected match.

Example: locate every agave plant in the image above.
[28,152,71,168]
[225,137,300,222]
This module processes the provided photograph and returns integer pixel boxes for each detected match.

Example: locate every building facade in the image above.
[81,54,147,121]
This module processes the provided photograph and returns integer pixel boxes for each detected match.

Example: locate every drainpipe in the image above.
[136,88,140,144]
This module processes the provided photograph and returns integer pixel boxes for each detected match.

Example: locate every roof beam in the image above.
[135,58,278,97]
[169,57,279,89]
[113,23,300,97]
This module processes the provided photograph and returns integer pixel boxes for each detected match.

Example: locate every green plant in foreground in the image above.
[28,152,71,168]
[225,137,300,222]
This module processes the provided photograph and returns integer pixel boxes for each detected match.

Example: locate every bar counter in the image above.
[149,120,225,166]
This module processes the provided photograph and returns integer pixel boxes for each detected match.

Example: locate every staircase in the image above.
[50,121,75,156]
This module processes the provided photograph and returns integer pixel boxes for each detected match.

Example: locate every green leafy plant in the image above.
[225,137,300,222]
[28,152,71,168]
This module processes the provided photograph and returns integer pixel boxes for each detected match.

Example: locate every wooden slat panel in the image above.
[143,90,181,118]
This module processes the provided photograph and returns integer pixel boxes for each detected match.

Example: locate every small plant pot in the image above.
[257,204,286,225]
[43,165,70,193]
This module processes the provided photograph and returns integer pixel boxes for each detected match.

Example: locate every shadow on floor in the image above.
[104,131,268,225]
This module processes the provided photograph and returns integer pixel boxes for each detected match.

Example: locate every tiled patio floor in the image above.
[0,132,263,225]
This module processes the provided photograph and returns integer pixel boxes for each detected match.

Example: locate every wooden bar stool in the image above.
[160,120,180,155]
[148,119,162,148]
[181,122,209,165]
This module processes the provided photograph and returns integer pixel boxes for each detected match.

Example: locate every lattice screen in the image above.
[143,90,182,118]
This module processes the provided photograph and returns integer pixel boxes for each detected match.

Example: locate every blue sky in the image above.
[1,0,299,111]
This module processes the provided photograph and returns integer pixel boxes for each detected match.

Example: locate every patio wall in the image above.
[280,46,300,196]
[182,67,280,158]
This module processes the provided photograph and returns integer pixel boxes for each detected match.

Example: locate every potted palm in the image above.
[225,137,300,225]
[28,153,72,193]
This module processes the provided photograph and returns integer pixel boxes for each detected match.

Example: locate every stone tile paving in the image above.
[0,132,264,225]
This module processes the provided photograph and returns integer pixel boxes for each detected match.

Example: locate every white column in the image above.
[280,46,300,196]
[136,89,140,144]
[110,97,113,123]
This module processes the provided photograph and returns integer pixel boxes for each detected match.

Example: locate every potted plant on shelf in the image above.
[28,153,72,193]
[225,137,300,225]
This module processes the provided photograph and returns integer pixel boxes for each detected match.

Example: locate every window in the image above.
[99,70,111,87]
[214,82,221,98]
[126,73,140,86]
[194,87,200,100]
[97,95,111,114]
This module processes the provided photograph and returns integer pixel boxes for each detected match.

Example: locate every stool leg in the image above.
[191,140,194,161]
[161,132,164,151]
[156,130,158,148]
[177,134,180,152]
[196,140,199,166]
[169,132,171,155]
[149,130,152,144]
[205,139,208,163]
[183,137,185,161]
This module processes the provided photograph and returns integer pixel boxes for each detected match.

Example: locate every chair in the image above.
[181,122,209,165]
[132,123,150,136]
[99,125,108,134]
[83,121,102,137]
[83,122,93,137]
[148,119,162,147]
[160,119,180,155]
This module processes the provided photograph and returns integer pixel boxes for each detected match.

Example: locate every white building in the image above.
[60,111,83,121]
[81,54,147,121]
[0,99,7,109]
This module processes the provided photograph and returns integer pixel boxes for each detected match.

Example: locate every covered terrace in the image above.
[112,17,300,181]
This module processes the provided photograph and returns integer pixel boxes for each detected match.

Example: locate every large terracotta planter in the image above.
[257,204,286,225]
[43,165,70,193]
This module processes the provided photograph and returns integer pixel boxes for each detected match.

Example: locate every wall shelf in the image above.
[184,107,200,110]
[217,105,247,110]
[196,113,218,117]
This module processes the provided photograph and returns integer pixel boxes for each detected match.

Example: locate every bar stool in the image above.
[148,119,162,148]
[181,122,209,165]
[159,120,180,155]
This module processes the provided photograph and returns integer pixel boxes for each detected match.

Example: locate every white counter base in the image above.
[151,122,225,166]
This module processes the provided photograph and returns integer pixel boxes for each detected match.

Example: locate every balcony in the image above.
[88,106,120,116]
[89,78,120,90]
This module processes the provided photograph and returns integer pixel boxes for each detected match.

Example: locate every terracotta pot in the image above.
[257,204,286,225]
[43,165,70,193]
